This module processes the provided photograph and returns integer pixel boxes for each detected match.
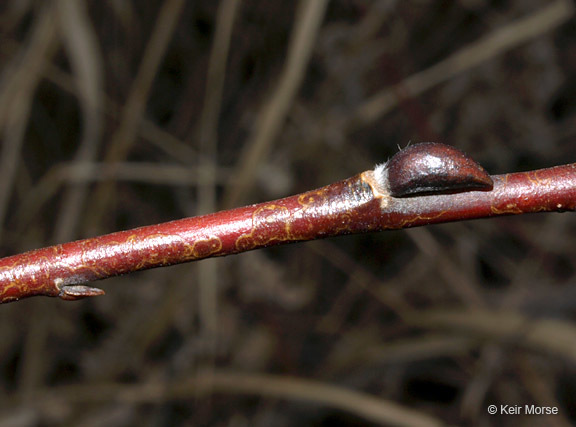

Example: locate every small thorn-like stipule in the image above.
[58,285,106,301]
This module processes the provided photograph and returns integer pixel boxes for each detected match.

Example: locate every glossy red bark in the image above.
[0,162,574,303]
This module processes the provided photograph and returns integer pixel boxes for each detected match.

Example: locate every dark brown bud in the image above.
[380,142,493,197]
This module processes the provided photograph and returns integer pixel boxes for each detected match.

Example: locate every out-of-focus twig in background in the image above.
[0,1,575,425]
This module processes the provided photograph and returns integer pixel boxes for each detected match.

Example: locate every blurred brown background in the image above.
[0,0,575,426]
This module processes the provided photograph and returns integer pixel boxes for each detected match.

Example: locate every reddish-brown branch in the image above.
[1,161,575,303]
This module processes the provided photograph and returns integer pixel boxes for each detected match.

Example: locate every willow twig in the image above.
[0,143,574,303]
